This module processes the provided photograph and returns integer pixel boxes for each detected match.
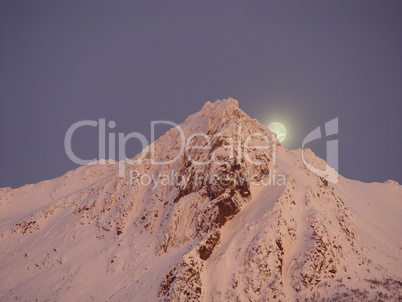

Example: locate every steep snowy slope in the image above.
[0,98,401,301]
[204,148,401,301]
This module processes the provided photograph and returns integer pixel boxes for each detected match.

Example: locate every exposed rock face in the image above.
[0,98,401,301]
[198,231,220,261]
[159,253,204,301]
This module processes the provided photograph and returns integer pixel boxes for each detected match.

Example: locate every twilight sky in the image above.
[1,1,401,188]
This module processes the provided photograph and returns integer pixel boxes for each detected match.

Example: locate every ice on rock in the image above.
[0,98,401,301]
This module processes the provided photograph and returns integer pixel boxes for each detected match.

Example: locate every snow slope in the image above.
[0,98,401,301]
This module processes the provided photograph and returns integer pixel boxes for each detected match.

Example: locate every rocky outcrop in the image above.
[0,99,400,302]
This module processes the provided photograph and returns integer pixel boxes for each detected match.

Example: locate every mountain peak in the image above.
[179,98,264,141]
[202,97,239,111]
[198,98,243,123]
[0,98,401,301]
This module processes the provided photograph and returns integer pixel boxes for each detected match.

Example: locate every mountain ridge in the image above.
[0,98,401,301]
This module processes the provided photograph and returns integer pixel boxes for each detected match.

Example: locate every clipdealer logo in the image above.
[302,118,339,184]
[64,117,339,184]
[64,118,277,174]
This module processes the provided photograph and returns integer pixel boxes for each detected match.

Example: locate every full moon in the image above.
[268,122,287,143]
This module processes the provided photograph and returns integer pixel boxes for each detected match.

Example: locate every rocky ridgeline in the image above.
[0,99,400,301]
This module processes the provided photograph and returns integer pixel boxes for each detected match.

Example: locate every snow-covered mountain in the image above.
[1,98,401,301]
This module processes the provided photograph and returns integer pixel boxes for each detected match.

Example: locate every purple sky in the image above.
[1,1,401,188]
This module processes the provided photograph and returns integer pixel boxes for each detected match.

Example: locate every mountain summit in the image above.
[1,98,401,301]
